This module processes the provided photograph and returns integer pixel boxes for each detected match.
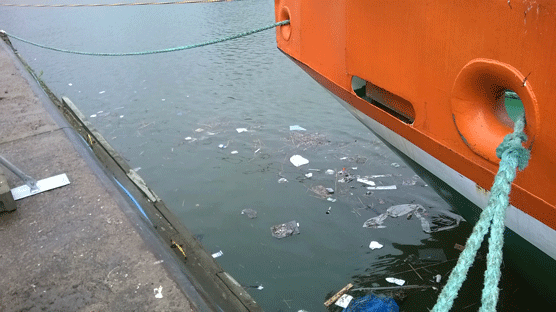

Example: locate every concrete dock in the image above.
[0,35,258,311]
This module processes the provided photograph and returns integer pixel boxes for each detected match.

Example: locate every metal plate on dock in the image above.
[10,173,70,200]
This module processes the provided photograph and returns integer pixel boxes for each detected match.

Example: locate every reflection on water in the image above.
[1,0,550,310]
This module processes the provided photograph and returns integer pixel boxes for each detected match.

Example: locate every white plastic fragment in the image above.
[90,114,97,118]
[327,197,337,202]
[278,178,288,183]
[231,151,238,154]
[212,250,223,258]
[435,274,442,283]
[161,99,165,101]
[154,285,163,298]
[289,125,306,131]
[357,178,376,186]
[366,185,397,190]
[385,277,405,286]
[218,144,227,149]
[290,155,309,167]
[340,157,348,160]
[335,294,353,308]
[391,162,400,168]
[99,90,105,94]
[369,241,384,250]
[195,128,204,132]
[236,128,248,133]
[185,137,192,141]
[119,115,124,118]
[257,285,264,290]
[305,173,313,178]
[153,260,164,265]
[68,83,72,86]
[325,169,335,175]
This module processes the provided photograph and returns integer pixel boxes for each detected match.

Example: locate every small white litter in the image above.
[289,125,306,131]
[154,285,163,298]
[195,128,204,132]
[369,241,384,250]
[391,162,400,168]
[278,178,288,183]
[212,250,223,258]
[257,285,264,290]
[366,185,397,190]
[325,169,335,175]
[68,83,72,86]
[99,91,105,94]
[218,144,227,149]
[236,128,248,133]
[305,173,313,178]
[119,115,124,118]
[385,277,405,286]
[231,151,238,154]
[185,137,192,141]
[290,155,309,167]
[327,197,337,202]
[90,114,97,118]
[340,157,348,160]
[435,274,442,283]
[335,294,353,308]
[161,99,165,101]
[357,178,376,186]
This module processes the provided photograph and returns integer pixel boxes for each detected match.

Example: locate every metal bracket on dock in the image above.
[0,155,70,202]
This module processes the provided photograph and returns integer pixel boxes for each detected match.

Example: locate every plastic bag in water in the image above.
[342,294,399,312]
[271,220,300,239]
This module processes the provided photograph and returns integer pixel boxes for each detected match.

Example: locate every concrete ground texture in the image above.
[0,37,199,311]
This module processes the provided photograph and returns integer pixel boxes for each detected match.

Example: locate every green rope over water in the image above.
[432,114,530,312]
[0,20,289,56]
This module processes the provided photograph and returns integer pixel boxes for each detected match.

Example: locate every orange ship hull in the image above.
[275,0,556,296]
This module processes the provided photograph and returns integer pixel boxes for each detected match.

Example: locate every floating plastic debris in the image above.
[68,83,72,86]
[335,294,354,308]
[340,156,348,160]
[231,151,238,154]
[271,220,299,239]
[195,128,204,132]
[369,241,384,250]
[236,128,248,133]
[212,250,224,258]
[154,285,163,298]
[362,214,389,228]
[290,155,309,167]
[218,144,227,149]
[305,173,313,178]
[326,188,334,194]
[278,178,288,183]
[289,125,306,131]
[99,90,106,94]
[343,294,399,312]
[366,185,397,190]
[327,197,337,202]
[241,208,257,219]
[185,137,192,141]
[325,169,335,175]
[161,99,165,101]
[391,162,400,168]
[90,114,97,118]
[119,115,124,118]
[435,274,442,283]
[207,131,216,135]
[385,277,405,286]
[357,178,376,186]
[310,185,330,199]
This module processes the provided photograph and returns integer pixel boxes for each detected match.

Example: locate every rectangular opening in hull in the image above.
[352,76,415,124]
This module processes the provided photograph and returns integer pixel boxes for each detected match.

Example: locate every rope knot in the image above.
[495,118,529,170]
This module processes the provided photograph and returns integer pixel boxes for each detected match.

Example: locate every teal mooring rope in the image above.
[0,20,289,56]
[432,114,530,312]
